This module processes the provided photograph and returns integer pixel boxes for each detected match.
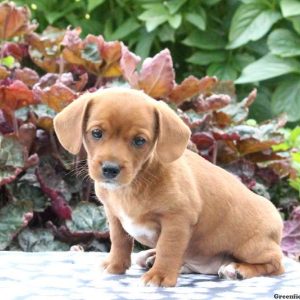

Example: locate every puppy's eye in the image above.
[91,129,103,140]
[132,136,146,148]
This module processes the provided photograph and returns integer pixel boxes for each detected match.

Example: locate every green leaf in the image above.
[0,56,15,68]
[81,43,101,63]
[289,16,300,34]
[44,3,82,24]
[290,178,300,192]
[168,14,182,29]
[135,30,156,59]
[202,0,221,5]
[66,202,108,232]
[18,228,69,251]
[141,3,163,10]
[241,0,262,3]
[235,54,300,84]
[0,201,33,250]
[185,9,206,31]
[246,38,269,56]
[186,50,226,66]
[232,53,256,71]
[158,24,175,42]
[110,18,140,40]
[7,183,49,212]
[138,4,169,31]
[227,3,281,49]
[249,87,273,122]
[165,0,187,14]
[268,29,300,57]
[7,170,50,212]
[293,151,300,162]
[0,135,25,185]
[135,0,162,2]
[103,19,113,38]
[44,11,65,24]
[207,62,238,81]
[272,77,300,122]
[290,126,300,146]
[292,153,300,174]
[280,0,300,17]
[182,30,226,50]
[145,17,167,31]
[87,0,105,12]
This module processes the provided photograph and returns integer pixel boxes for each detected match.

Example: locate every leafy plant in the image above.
[0,2,299,259]
[273,127,300,197]
[282,206,300,261]
[14,0,300,125]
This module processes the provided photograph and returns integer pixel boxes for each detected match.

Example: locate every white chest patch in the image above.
[119,211,156,241]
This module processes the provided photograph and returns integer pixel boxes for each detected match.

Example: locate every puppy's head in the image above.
[54,88,190,189]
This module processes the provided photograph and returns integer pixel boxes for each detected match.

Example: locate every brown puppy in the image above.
[54,88,284,287]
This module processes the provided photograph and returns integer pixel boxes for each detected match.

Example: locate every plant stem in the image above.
[83,180,92,201]
[0,40,4,60]
[212,141,218,165]
[59,54,64,76]
[95,76,103,88]
[50,130,65,167]
[11,111,19,137]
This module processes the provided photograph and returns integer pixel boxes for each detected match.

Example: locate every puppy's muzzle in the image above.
[102,161,121,179]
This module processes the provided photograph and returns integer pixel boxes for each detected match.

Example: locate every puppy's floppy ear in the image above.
[155,101,191,163]
[53,93,92,155]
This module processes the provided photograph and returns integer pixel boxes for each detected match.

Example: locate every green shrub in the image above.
[14,0,300,124]
[274,127,300,197]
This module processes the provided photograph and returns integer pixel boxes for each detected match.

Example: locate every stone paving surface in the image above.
[0,251,299,300]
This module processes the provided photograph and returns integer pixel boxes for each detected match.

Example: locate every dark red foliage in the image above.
[2,42,28,61]
[0,78,37,111]
[46,221,109,245]
[0,109,13,134]
[35,169,72,220]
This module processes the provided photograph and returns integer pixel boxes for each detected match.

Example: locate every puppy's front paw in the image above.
[218,263,244,280]
[141,269,177,287]
[101,257,131,274]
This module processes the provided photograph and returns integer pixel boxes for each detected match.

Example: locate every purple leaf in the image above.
[282,206,300,261]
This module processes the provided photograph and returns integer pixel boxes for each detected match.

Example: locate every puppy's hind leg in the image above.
[135,249,156,269]
[218,242,284,280]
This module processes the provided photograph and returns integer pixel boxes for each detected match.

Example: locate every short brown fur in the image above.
[54,88,284,287]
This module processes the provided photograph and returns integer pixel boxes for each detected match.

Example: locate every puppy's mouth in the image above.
[97,179,122,191]
[89,162,135,190]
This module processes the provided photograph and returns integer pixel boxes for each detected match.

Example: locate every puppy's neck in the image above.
[139,154,163,179]
[126,154,167,196]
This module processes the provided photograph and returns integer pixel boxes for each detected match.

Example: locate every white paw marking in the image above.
[139,277,160,288]
[218,263,241,280]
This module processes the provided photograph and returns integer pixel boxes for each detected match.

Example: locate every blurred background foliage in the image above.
[15,0,300,125]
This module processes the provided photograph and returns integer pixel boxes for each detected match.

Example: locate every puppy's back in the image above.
[178,149,282,244]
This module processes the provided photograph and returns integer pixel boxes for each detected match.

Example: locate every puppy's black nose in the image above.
[102,162,120,179]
